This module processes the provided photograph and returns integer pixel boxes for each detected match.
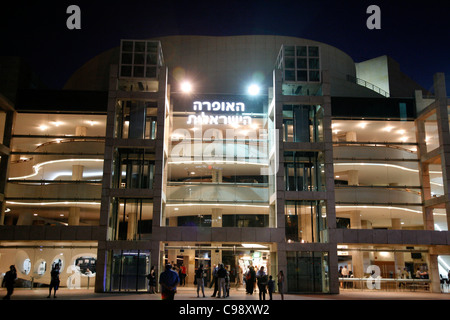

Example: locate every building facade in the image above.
[0,35,449,294]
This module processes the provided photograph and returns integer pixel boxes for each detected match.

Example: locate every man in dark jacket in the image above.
[2,265,17,300]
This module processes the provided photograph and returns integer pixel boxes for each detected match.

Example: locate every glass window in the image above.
[134,53,145,65]
[296,46,307,57]
[133,66,144,78]
[284,151,325,192]
[285,46,295,56]
[297,70,308,82]
[308,46,319,57]
[297,58,307,69]
[282,105,324,143]
[309,58,320,69]
[309,71,320,82]
[121,66,132,77]
[122,41,133,52]
[285,70,295,81]
[285,200,327,243]
[134,41,146,52]
[108,250,150,292]
[146,53,157,65]
[285,57,295,69]
[121,53,133,65]
[287,251,329,293]
[110,198,153,240]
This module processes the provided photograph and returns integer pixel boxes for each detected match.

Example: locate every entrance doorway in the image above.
[163,243,273,287]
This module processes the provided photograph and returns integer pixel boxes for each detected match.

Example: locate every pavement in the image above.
[3,286,450,300]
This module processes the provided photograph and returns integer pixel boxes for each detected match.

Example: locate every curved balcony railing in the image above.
[333,145,418,160]
[166,182,269,203]
[9,140,104,180]
[335,186,422,205]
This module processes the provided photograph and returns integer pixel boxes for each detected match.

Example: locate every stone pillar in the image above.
[69,165,84,226]
[68,207,81,225]
[347,170,359,186]
[211,169,223,183]
[394,251,405,274]
[167,249,177,266]
[392,218,402,230]
[346,131,357,142]
[17,212,33,225]
[72,165,84,180]
[350,211,361,229]
[168,217,177,226]
[126,204,138,240]
[212,208,223,227]
[75,126,87,136]
[351,250,364,288]
[429,254,441,293]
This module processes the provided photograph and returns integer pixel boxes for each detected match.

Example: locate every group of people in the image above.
[244,266,284,300]
[210,263,231,298]
[157,262,285,301]
[2,263,61,300]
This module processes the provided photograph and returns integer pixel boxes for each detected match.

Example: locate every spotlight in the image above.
[248,84,260,96]
[180,81,192,93]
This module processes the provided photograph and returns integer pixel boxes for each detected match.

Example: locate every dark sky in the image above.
[1,0,449,93]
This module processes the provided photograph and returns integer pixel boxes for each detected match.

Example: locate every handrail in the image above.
[346,74,390,97]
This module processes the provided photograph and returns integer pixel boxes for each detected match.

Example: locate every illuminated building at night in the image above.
[0,35,449,294]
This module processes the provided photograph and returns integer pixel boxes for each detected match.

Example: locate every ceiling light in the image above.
[383,126,394,132]
[397,129,405,135]
[358,122,367,128]
[39,125,48,131]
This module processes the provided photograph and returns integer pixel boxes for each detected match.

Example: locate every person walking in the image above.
[180,263,187,286]
[210,264,219,297]
[47,263,60,298]
[256,266,268,300]
[277,270,284,300]
[246,266,256,294]
[267,275,275,300]
[2,265,17,300]
[147,266,156,293]
[217,263,227,298]
[195,264,206,298]
[225,266,230,297]
[159,264,180,300]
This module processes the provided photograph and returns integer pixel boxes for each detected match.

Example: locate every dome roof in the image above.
[64,35,357,95]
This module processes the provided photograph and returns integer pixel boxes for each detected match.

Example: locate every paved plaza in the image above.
[3,286,450,300]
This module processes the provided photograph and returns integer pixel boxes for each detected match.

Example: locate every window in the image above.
[285,200,327,243]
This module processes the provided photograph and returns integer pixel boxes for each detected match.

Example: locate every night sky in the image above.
[1,0,449,93]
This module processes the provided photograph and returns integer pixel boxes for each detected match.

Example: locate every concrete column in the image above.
[75,126,87,136]
[300,210,312,242]
[347,170,359,186]
[72,165,84,180]
[346,131,357,142]
[211,208,223,227]
[126,204,138,240]
[68,207,81,226]
[392,218,402,230]
[168,217,177,226]
[429,254,441,293]
[351,250,364,288]
[167,249,177,266]
[394,251,405,273]
[69,165,84,225]
[350,210,361,229]
[211,169,223,183]
[17,212,33,225]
